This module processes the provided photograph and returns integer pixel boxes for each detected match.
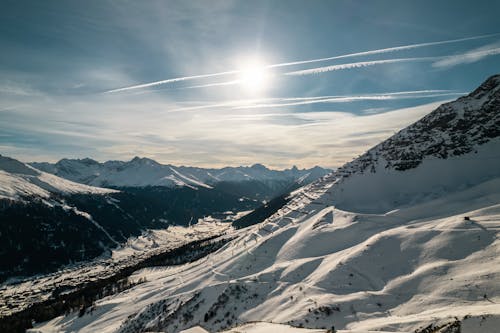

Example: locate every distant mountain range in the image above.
[31,158,330,190]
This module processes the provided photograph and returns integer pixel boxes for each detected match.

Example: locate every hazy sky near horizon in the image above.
[1,0,500,168]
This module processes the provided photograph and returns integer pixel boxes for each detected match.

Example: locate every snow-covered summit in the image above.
[0,155,116,200]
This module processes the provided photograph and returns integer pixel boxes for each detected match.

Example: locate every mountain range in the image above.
[31,158,329,190]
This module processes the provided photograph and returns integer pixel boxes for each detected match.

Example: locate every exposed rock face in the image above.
[337,74,500,175]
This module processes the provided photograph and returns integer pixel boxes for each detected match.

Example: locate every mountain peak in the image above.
[250,163,268,171]
[0,155,39,176]
[320,74,500,214]
[80,157,99,165]
[468,73,500,99]
[129,156,159,166]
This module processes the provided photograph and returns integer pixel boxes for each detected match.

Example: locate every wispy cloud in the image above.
[432,43,500,68]
[1,86,451,168]
[232,91,465,109]
[103,33,497,93]
[167,90,462,112]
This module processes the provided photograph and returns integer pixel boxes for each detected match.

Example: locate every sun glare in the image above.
[237,59,270,93]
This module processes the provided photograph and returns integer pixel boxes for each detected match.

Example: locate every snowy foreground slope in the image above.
[30,175,500,333]
[31,75,500,332]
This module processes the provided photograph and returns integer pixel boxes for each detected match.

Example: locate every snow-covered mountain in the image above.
[0,156,256,281]
[0,155,116,201]
[28,74,500,332]
[31,158,329,190]
[327,73,500,213]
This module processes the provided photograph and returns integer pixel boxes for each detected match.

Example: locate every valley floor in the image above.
[0,220,232,319]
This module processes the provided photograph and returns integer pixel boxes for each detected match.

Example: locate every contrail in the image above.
[104,33,498,93]
[284,57,440,76]
[105,70,238,93]
[268,33,499,68]
[287,47,500,76]
[181,80,241,89]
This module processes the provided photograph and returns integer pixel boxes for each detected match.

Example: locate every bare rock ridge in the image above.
[325,74,500,213]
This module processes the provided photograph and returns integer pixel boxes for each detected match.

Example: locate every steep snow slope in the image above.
[0,155,116,200]
[30,75,500,332]
[31,158,329,190]
[329,74,500,213]
[328,138,500,213]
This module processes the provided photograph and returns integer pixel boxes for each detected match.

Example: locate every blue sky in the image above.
[1,0,499,168]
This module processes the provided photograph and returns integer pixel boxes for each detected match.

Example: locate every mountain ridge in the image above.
[319,73,500,213]
[338,74,500,174]
[30,157,331,190]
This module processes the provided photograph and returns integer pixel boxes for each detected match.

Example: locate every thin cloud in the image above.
[432,43,500,68]
[232,91,465,109]
[284,57,439,76]
[103,33,498,93]
[167,90,461,112]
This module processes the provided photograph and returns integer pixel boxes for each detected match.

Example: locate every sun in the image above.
[237,59,270,94]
